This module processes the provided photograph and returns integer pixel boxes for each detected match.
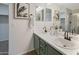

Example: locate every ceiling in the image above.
[0,3,79,10]
[51,3,79,10]
[34,3,79,10]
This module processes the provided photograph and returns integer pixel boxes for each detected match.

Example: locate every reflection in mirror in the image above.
[36,7,44,21]
[45,8,52,21]
[60,18,65,31]
[58,8,72,33]
[72,13,79,34]
[59,8,79,34]
[53,8,77,34]
[35,3,79,34]
[53,9,60,31]
[35,6,52,21]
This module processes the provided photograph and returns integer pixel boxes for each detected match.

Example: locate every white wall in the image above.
[72,14,79,33]
[9,4,35,55]
[72,9,79,14]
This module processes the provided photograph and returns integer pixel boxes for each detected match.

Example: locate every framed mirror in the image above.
[35,6,52,22]
[35,7,44,21]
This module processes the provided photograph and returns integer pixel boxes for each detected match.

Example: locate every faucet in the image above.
[43,26,47,33]
[64,31,71,41]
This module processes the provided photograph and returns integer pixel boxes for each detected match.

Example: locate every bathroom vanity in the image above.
[34,33,62,55]
[33,30,79,55]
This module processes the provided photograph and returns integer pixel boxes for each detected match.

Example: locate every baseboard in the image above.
[23,49,36,55]
[16,49,35,55]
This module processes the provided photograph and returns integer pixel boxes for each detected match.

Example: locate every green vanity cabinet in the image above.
[34,34,62,55]
[39,38,47,55]
[34,34,47,55]
[47,44,62,55]
[34,34,40,54]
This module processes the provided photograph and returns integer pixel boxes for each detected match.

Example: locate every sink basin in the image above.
[53,37,79,50]
[48,31,79,50]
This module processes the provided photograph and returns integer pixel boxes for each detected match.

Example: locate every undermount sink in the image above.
[53,36,79,50]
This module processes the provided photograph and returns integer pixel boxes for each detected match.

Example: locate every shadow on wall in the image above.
[24,28,34,53]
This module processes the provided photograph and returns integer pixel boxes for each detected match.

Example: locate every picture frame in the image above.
[14,3,30,19]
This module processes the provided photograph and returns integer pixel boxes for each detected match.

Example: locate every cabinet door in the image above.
[47,44,62,55]
[39,38,47,55]
[34,34,39,54]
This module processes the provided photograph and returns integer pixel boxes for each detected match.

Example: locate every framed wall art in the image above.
[14,3,30,19]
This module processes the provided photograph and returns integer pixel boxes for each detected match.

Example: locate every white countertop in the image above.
[34,30,79,55]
